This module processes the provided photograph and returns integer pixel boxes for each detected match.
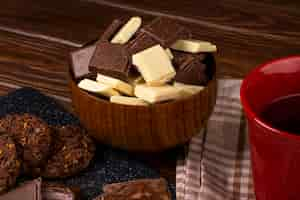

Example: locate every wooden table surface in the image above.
[0,0,299,182]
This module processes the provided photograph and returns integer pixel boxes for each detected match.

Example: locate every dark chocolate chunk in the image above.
[172,50,205,69]
[42,183,76,200]
[141,17,191,47]
[69,45,96,80]
[42,125,95,178]
[0,178,41,200]
[100,19,125,41]
[126,32,158,55]
[89,42,130,81]
[95,178,171,200]
[0,114,52,174]
[174,52,209,85]
[0,134,21,193]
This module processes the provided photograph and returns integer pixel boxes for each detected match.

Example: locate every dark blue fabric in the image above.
[0,88,176,200]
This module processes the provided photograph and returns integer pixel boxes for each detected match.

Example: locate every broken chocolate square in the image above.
[172,50,206,69]
[89,41,130,81]
[126,32,158,55]
[69,45,96,79]
[141,17,191,47]
[173,51,210,85]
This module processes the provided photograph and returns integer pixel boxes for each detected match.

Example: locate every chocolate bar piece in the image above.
[69,45,96,79]
[132,44,176,86]
[174,56,208,86]
[89,42,130,81]
[110,96,148,106]
[97,178,171,200]
[96,73,133,96]
[100,19,125,41]
[135,84,181,103]
[42,183,76,200]
[0,178,41,200]
[111,17,142,44]
[172,50,211,85]
[171,39,217,53]
[173,82,204,97]
[172,50,205,69]
[126,32,158,55]
[141,17,191,47]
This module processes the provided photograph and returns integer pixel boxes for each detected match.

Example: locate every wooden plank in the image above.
[88,0,300,77]
[1,0,299,77]
[0,30,74,102]
[0,0,151,46]
[89,0,300,39]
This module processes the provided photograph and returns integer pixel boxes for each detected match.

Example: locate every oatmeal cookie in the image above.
[0,134,21,193]
[42,125,95,178]
[0,114,52,173]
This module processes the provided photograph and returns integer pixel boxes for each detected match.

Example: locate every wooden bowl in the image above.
[70,75,217,152]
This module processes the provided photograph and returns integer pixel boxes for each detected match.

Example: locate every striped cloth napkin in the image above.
[176,79,255,200]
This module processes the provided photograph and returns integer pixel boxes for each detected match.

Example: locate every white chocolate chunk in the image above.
[135,84,182,103]
[96,73,133,96]
[111,17,142,44]
[174,82,204,97]
[165,48,174,60]
[78,79,120,97]
[110,96,148,106]
[171,39,217,53]
[132,45,176,86]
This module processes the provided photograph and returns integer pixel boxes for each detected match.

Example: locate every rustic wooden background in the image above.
[0,0,299,181]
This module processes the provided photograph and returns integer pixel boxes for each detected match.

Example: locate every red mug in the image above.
[240,56,300,200]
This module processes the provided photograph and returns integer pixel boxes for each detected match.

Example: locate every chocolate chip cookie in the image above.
[0,134,21,193]
[42,125,95,178]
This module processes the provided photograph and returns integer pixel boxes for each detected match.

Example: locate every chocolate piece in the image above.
[0,114,52,174]
[0,178,41,200]
[173,82,204,97]
[97,178,171,200]
[69,45,96,79]
[100,19,125,41]
[42,125,95,178]
[0,134,21,193]
[110,96,148,106]
[89,42,130,81]
[96,74,133,96]
[42,183,76,200]
[141,17,191,47]
[132,44,176,86]
[135,84,181,103]
[111,17,142,44]
[174,56,209,85]
[171,39,217,53]
[126,32,158,55]
[172,50,205,69]
[78,79,121,97]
